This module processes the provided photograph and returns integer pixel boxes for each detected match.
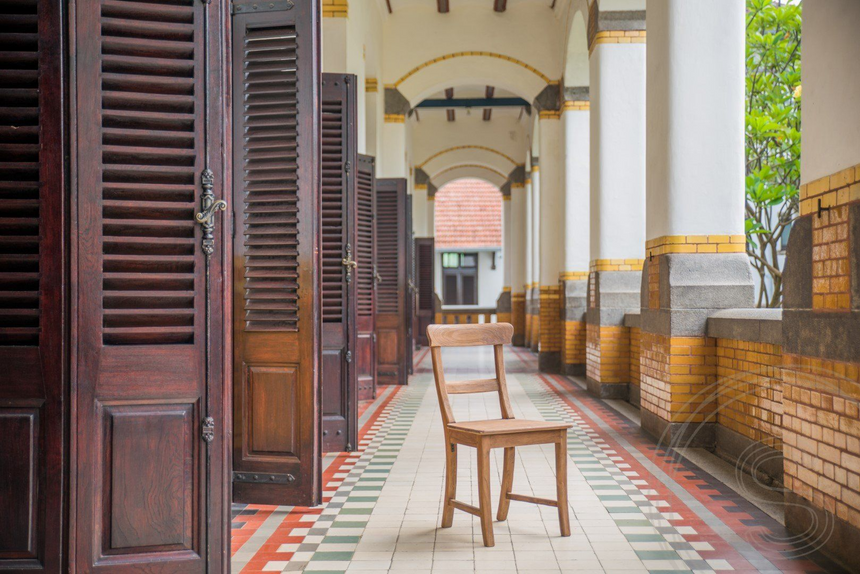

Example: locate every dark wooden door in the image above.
[72,0,230,570]
[414,238,435,347]
[405,194,414,374]
[355,155,377,401]
[374,178,407,385]
[320,73,357,453]
[232,1,322,506]
[0,1,67,570]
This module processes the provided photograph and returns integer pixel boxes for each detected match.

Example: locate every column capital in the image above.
[587,4,646,56]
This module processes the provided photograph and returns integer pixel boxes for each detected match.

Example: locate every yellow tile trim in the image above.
[418,146,518,169]
[539,285,562,297]
[539,110,562,120]
[512,292,526,300]
[365,78,378,93]
[322,0,348,17]
[511,183,524,189]
[414,184,428,191]
[503,195,512,201]
[384,114,405,123]
[562,100,590,112]
[560,271,589,281]
[799,162,860,217]
[502,286,511,292]
[589,259,644,272]
[525,178,532,185]
[531,166,540,173]
[431,164,507,181]
[428,196,435,200]
[394,51,552,87]
[645,235,747,256]
[589,30,647,56]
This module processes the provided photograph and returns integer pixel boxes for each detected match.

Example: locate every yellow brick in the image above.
[696,244,718,253]
[831,167,855,190]
[718,243,746,253]
[686,235,708,244]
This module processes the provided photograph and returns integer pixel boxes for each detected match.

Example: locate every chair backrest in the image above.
[426,323,515,426]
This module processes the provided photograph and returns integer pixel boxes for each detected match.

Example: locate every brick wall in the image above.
[586,324,630,384]
[511,293,525,342]
[640,333,717,425]
[812,205,851,310]
[539,286,561,353]
[783,354,860,530]
[564,321,587,366]
[630,327,641,391]
[716,339,783,451]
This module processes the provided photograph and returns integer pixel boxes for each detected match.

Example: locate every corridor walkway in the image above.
[230,348,845,574]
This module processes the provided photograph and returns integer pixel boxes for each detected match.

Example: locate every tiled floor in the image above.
[230,346,846,573]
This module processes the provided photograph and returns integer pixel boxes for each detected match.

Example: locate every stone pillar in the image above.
[782,2,860,569]
[496,182,513,324]
[639,0,753,444]
[561,90,590,376]
[524,170,534,347]
[380,87,409,177]
[538,113,563,372]
[586,9,646,399]
[427,183,436,235]
[529,158,541,353]
[510,171,527,346]
[412,168,430,238]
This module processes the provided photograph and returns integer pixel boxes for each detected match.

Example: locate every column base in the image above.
[628,383,641,408]
[785,491,860,574]
[563,363,585,377]
[585,379,628,400]
[640,409,716,449]
[538,351,560,373]
[714,425,783,485]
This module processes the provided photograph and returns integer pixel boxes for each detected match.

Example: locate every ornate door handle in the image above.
[196,169,228,257]
[373,264,382,284]
[342,243,358,282]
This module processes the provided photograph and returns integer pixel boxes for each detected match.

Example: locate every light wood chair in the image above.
[427,322,572,547]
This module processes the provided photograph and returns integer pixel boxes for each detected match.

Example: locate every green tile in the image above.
[323,535,361,544]
[310,551,354,561]
[635,550,681,560]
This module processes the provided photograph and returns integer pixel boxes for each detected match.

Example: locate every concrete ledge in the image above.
[640,409,716,449]
[586,379,629,400]
[707,308,783,346]
[539,351,561,374]
[714,425,783,484]
[785,491,860,573]
[624,311,640,329]
[783,309,860,363]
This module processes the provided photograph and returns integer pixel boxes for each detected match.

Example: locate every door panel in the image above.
[0,0,66,571]
[374,178,407,385]
[405,194,414,374]
[355,155,376,401]
[321,73,357,453]
[414,238,435,346]
[73,0,228,570]
[232,1,321,506]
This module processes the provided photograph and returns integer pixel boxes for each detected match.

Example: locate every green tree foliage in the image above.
[746,0,801,307]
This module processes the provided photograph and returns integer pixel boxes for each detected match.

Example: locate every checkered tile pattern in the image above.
[231,347,844,574]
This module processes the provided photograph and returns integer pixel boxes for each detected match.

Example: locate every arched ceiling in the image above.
[433,166,507,190]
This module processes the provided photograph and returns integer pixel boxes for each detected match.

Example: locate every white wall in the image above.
[801,0,860,183]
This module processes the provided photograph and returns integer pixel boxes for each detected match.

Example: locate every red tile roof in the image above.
[434,178,502,249]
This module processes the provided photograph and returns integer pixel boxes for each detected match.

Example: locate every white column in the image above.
[645,0,745,241]
[502,194,512,289]
[524,177,533,291]
[380,119,407,178]
[539,114,563,286]
[590,36,646,264]
[511,183,527,294]
[427,193,435,236]
[562,100,590,274]
[412,184,428,237]
[530,164,541,288]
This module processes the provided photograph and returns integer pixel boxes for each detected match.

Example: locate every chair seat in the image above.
[448,419,572,435]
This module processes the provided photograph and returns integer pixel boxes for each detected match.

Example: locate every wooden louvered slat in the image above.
[97,0,198,345]
[241,24,300,331]
[321,89,346,323]
[375,183,401,314]
[356,155,375,317]
[0,1,41,346]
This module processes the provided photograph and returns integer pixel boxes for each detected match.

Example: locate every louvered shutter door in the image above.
[415,237,435,347]
[355,154,376,400]
[73,0,229,570]
[232,1,322,506]
[404,193,414,373]
[320,73,357,453]
[0,0,66,570]
[374,178,407,385]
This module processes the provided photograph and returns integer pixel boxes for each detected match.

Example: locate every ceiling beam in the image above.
[438,0,449,13]
[416,97,530,109]
[494,0,507,12]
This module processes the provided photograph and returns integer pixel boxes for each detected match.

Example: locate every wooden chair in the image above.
[427,322,572,547]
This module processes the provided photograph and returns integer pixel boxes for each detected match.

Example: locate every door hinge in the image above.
[345,351,352,363]
[202,417,215,443]
[344,161,351,174]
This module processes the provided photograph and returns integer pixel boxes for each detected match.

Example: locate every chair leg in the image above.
[497,447,515,521]
[442,441,457,528]
[476,443,495,547]
[555,435,571,537]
